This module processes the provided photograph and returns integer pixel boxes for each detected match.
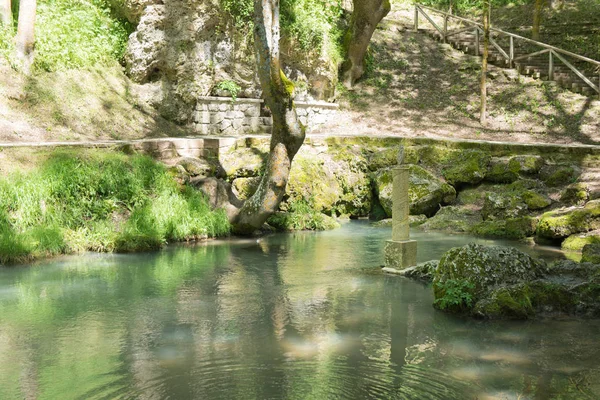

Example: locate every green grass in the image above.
[0,149,230,264]
[267,199,340,231]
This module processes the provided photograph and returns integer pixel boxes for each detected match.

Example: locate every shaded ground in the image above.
[322,5,600,145]
[0,61,186,143]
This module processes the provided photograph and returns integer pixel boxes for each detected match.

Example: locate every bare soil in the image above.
[320,6,600,145]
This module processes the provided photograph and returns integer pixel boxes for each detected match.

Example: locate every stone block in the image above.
[384,240,418,269]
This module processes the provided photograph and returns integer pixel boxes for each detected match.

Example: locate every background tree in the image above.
[228,0,306,234]
[0,0,11,26]
[340,0,391,88]
[480,0,490,124]
[532,0,544,40]
[15,0,36,71]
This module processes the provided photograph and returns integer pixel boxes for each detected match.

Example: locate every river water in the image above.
[0,221,599,399]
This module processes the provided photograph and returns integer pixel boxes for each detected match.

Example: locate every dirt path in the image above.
[319,6,600,145]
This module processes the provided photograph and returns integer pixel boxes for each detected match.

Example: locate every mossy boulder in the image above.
[442,150,491,186]
[232,177,261,200]
[470,216,537,239]
[373,215,427,228]
[540,164,581,187]
[582,243,600,264]
[221,147,266,179]
[375,165,456,218]
[267,210,340,231]
[367,146,419,171]
[485,157,519,183]
[400,260,438,282]
[433,244,547,314]
[561,183,590,206]
[420,206,482,233]
[285,149,371,217]
[561,232,600,251]
[481,192,528,220]
[522,191,552,210]
[536,200,600,240]
[508,155,544,175]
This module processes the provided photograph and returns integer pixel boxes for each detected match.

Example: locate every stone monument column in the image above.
[384,147,417,270]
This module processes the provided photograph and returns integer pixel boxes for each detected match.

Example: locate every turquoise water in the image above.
[0,221,598,399]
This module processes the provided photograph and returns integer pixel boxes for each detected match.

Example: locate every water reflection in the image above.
[0,221,599,399]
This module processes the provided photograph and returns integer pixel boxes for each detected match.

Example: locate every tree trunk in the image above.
[0,0,11,27]
[15,0,36,71]
[532,0,543,41]
[480,0,490,125]
[340,0,391,88]
[230,0,305,234]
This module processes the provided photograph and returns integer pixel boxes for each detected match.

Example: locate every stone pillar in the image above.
[384,148,417,270]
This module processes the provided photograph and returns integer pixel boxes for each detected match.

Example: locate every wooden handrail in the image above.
[416,4,600,67]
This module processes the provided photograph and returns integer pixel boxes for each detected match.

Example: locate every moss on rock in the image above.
[420,206,483,233]
[537,202,600,240]
[471,216,537,239]
[375,165,456,218]
[562,233,600,251]
[582,243,600,264]
[485,157,519,183]
[508,155,544,175]
[540,164,581,187]
[560,183,590,206]
[232,177,261,200]
[442,150,491,186]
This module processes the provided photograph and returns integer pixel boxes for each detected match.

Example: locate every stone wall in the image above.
[189,97,339,136]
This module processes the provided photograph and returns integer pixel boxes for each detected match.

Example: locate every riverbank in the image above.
[0,148,229,265]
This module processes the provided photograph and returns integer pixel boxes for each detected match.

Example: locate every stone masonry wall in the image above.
[190,97,339,136]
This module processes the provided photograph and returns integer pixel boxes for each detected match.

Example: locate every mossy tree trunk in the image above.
[480,0,490,125]
[15,0,36,72]
[0,0,11,26]
[340,0,391,88]
[230,0,305,234]
[532,0,544,41]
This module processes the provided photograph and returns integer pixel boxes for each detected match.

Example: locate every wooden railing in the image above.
[414,4,600,98]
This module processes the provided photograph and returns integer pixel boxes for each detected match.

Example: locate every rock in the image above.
[536,201,600,240]
[266,211,340,231]
[562,232,600,251]
[193,177,243,221]
[471,216,537,239]
[442,150,491,186]
[540,164,581,187]
[482,192,528,220]
[177,157,223,178]
[220,147,266,179]
[485,157,519,183]
[232,177,261,200]
[582,243,600,264]
[401,260,438,282]
[372,215,428,228]
[561,183,590,206]
[420,206,482,233]
[522,191,552,210]
[108,0,156,23]
[367,146,419,171]
[508,155,544,175]
[375,165,456,218]
[433,244,547,315]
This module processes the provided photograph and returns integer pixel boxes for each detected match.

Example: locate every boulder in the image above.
[420,206,482,233]
[562,232,600,251]
[582,243,600,264]
[367,146,419,171]
[231,177,261,200]
[481,192,528,220]
[177,157,224,178]
[220,147,266,179]
[433,244,547,315]
[485,157,519,183]
[540,164,581,187]
[560,183,590,206]
[508,155,544,175]
[375,165,456,218]
[442,150,491,186]
[536,200,600,240]
[470,217,537,239]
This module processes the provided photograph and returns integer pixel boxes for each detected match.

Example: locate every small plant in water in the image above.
[434,279,475,311]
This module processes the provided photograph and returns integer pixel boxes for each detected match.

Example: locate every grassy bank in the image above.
[0,149,230,265]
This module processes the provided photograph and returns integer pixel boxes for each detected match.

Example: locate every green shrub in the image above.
[267,199,340,231]
[0,150,230,264]
[34,0,133,71]
[433,279,475,311]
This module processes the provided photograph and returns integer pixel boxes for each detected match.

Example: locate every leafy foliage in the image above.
[433,279,475,310]
[267,199,340,231]
[0,150,230,264]
[215,80,242,100]
[33,0,133,71]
